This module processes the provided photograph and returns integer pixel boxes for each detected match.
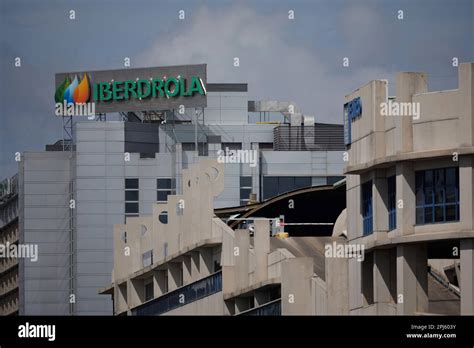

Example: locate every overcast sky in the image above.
[1,0,473,177]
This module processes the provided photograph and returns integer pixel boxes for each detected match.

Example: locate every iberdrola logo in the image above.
[55,74,95,117]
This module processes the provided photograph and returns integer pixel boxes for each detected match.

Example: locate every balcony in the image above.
[132,271,222,315]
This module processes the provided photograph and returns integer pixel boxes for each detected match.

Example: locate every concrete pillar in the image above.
[153,269,167,297]
[348,256,363,312]
[396,162,415,236]
[325,240,349,314]
[459,156,474,231]
[128,278,144,308]
[460,239,474,315]
[394,72,427,153]
[396,244,428,315]
[235,297,252,314]
[168,262,182,291]
[115,283,128,314]
[372,80,388,160]
[373,249,396,314]
[346,174,362,240]
[199,248,213,277]
[253,220,270,284]
[190,251,200,281]
[281,257,313,315]
[224,300,235,315]
[234,229,250,290]
[373,170,389,241]
[361,252,374,306]
[458,63,474,147]
[182,256,192,285]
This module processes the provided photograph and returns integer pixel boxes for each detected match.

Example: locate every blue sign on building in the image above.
[344,97,362,146]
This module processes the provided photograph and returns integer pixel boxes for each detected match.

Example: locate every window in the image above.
[157,178,175,203]
[388,176,396,231]
[362,181,373,235]
[262,176,312,200]
[144,279,154,302]
[133,271,222,316]
[125,178,139,189]
[158,211,168,224]
[142,250,154,268]
[416,167,459,224]
[240,176,253,205]
[258,142,273,151]
[125,178,139,218]
[221,142,242,151]
[182,143,208,156]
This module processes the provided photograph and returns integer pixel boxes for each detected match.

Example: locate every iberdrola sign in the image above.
[94,75,205,102]
[55,64,207,116]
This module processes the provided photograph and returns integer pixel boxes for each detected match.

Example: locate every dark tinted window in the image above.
[157,191,171,202]
[240,176,252,187]
[125,202,139,214]
[157,179,172,189]
[125,190,139,201]
[125,178,139,189]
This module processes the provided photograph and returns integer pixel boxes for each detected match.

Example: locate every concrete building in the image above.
[0,174,20,315]
[100,159,345,316]
[337,62,474,315]
[18,68,345,315]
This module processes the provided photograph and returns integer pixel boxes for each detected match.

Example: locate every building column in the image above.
[199,247,213,278]
[234,229,249,290]
[459,156,474,231]
[281,257,313,315]
[253,220,269,284]
[461,239,474,315]
[346,174,362,240]
[348,256,363,313]
[168,262,182,291]
[190,251,200,282]
[128,278,144,308]
[182,256,192,286]
[153,269,167,297]
[373,170,389,243]
[394,72,427,153]
[373,249,396,314]
[396,244,428,315]
[396,162,415,236]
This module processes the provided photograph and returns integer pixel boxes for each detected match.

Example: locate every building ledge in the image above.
[354,230,474,251]
[102,237,222,292]
[223,277,280,300]
[344,146,474,174]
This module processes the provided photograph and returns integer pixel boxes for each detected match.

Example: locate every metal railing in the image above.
[238,298,282,316]
[132,271,222,316]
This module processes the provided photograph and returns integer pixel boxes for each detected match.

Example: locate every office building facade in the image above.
[0,174,20,315]
[18,68,345,315]
[339,62,474,315]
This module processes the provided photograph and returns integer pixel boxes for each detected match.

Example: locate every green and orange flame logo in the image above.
[55,74,90,104]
